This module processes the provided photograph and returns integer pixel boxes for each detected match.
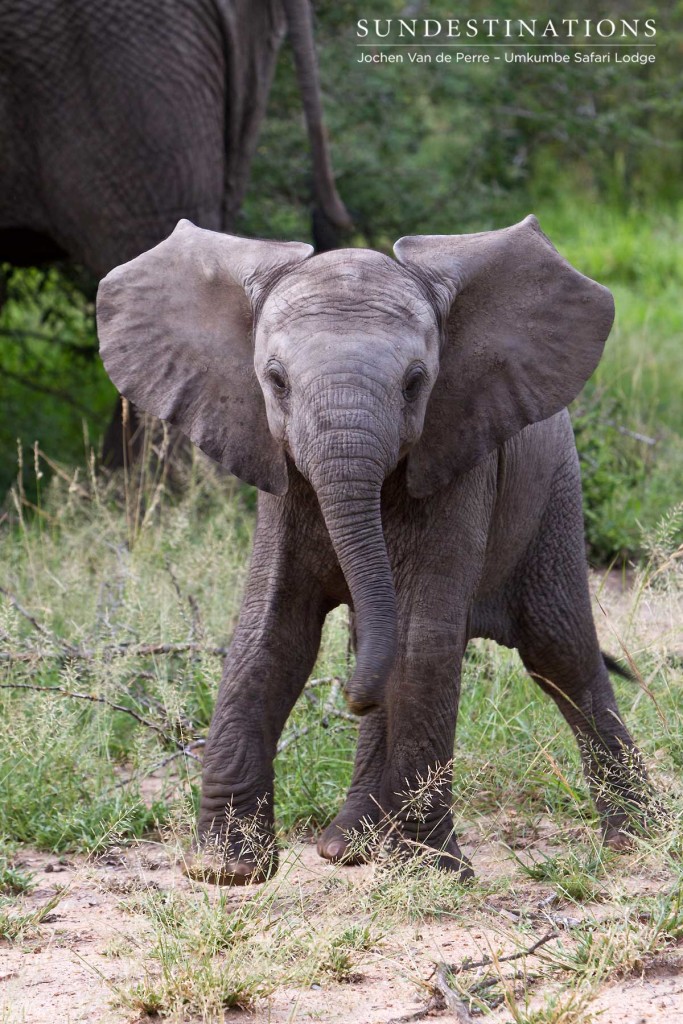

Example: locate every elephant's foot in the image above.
[183,843,278,886]
[184,810,277,886]
[599,800,664,853]
[595,773,662,853]
[428,836,475,880]
[318,802,474,881]
[317,799,385,864]
[389,831,475,881]
[602,825,635,852]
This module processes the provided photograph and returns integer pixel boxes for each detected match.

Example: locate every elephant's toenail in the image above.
[322,840,346,861]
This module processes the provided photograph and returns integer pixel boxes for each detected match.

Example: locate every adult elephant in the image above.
[0,0,349,276]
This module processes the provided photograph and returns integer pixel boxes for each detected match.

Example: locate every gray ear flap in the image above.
[394,216,614,498]
[97,220,313,494]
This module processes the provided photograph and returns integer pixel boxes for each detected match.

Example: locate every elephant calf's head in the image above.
[97,218,614,713]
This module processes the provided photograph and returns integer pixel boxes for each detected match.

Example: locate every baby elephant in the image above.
[98,216,649,883]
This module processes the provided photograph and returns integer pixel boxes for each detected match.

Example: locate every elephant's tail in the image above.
[602,651,634,680]
[282,0,352,232]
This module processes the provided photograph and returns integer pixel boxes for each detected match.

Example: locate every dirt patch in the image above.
[1,838,682,1024]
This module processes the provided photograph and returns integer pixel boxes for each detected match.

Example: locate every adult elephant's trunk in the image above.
[313,469,398,715]
[282,0,352,231]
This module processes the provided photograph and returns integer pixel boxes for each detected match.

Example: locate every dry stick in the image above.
[386,1000,439,1024]
[35,448,92,500]
[386,968,475,1024]
[450,929,559,973]
[1,586,230,661]
[107,740,207,794]
[432,964,477,1023]
[389,931,560,1024]
[0,682,199,758]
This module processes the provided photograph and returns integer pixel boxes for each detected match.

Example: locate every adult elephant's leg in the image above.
[513,460,651,846]
[188,489,333,885]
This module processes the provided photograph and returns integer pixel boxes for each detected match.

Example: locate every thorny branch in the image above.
[278,676,356,754]
[451,929,559,973]
[0,584,79,654]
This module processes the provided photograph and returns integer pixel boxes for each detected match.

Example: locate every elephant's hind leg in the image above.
[513,462,651,846]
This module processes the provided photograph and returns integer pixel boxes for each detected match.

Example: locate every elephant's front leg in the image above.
[321,611,473,874]
[187,542,330,886]
[381,610,473,879]
[318,708,388,863]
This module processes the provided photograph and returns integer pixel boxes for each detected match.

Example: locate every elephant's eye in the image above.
[403,364,426,403]
[265,361,290,398]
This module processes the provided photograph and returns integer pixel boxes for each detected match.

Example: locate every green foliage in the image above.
[0,265,116,498]
[242,0,682,243]
[572,389,671,563]
[1,467,682,859]
[515,848,607,903]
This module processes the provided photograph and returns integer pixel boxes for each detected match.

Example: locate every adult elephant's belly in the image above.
[0,227,69,267]
[472,409,579,622]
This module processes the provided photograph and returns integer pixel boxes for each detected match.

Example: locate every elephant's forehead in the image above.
[262,249,433,326]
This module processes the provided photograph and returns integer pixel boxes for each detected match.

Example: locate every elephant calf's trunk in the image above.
[315,477,398,714]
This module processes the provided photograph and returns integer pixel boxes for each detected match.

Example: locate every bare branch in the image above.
[2,367,96,415]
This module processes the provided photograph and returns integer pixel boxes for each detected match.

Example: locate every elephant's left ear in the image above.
[97,220,313,494]
[394,216,614,498]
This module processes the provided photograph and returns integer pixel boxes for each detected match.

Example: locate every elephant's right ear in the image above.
[96,219,313,494]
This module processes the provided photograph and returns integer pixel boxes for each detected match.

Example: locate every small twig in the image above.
[306,676,339,689]
[386,1000,438,1024]
[277,716,355,754]
[149,739,205,772]
[1,367,96,415]
[541,912,582,930]
[0,585,78,654]
[0,586,228,662]
[604,420,657,446]
[106,740,206,793]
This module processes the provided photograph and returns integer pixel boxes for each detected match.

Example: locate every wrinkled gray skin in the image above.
[0,0,349,276]
[97,216,650,884]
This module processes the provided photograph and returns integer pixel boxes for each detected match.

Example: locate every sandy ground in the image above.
[1,839,682,1024]
[1,570,681,1024]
